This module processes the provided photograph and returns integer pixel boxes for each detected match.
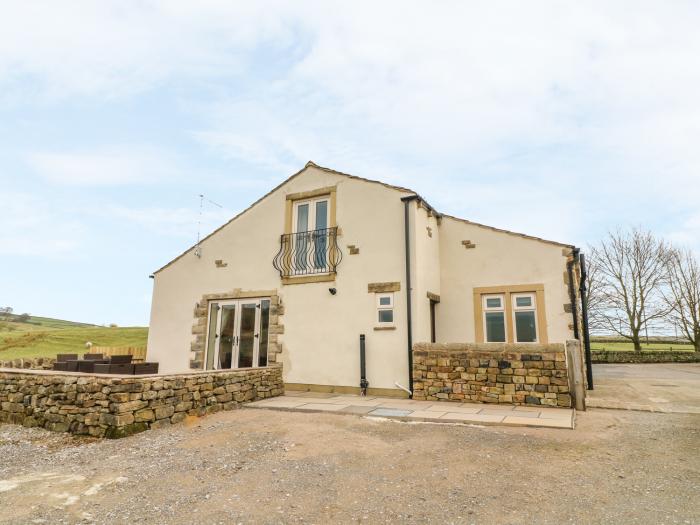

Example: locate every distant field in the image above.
[0,316,148,361]
[590,341,695,352]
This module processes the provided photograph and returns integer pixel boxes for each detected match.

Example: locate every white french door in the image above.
[204,298,271,370]
[292,197,330,272]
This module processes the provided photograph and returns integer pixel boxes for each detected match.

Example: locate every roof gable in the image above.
[153,161,412,274]
[153,161,572,274]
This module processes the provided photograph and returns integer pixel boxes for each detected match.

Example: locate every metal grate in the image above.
[272,227,342,277]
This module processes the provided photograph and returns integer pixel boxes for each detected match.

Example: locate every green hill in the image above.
[0,315,148,361]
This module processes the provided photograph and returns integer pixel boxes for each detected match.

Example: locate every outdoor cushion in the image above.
[108,363,135,375]
[133,362,159,375]
[77,360,109,373]
[109,355,133,364]
[63,361,79,372]
[84,353,105,360]
[56,354,78,362]
[93,363,111,374]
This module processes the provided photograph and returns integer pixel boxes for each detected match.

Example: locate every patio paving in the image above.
[246,392,575,429]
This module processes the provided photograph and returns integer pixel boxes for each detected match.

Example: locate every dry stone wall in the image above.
[413,343,572,408]
[0,365,283,438]
[592,350,700,364]
[0,357,56,370]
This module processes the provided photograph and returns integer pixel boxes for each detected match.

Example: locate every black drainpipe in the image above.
[579,252,594,390]
[359,334,369,396]
[400,195,418,396]
[567,248,580,340]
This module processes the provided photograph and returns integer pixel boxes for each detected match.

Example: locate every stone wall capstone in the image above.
[412,343,572,408]
[0,365,283,439]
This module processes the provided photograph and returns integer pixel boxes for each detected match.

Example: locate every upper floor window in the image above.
[274,189,341,279]
[482,294,506,342]
[512,293,538,342]
[294,197,329,233]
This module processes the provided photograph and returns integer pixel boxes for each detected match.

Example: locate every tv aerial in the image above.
[194,194,223,258]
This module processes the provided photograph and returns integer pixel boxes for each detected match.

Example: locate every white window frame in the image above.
[376,293,395,326]
[512,292,538,343]
[293,196,330,234]
[482,294,506,343]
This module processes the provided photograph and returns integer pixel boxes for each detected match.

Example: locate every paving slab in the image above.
[439,412,506,423]
[251,398,308,408]
[297,403,351,411]
[424,404,481,414]
[409,410,447,419]
[369,408,413,417]
[340,405,376,415]
[247,394,574,429]
[503,415,572,428]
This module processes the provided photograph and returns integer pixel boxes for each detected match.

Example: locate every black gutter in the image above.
[401,195,419,396]
[567,248,580,340]
[578,252,594,390]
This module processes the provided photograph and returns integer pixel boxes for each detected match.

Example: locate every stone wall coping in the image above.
[413,342,565,354]
[0,364,282,380]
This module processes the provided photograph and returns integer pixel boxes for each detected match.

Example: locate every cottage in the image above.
[148,162,582,397]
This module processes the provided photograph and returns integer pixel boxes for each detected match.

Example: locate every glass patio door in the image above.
[236,302,257,368]
[205,298,271,370]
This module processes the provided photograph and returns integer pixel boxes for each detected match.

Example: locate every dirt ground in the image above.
[0,407,698,525]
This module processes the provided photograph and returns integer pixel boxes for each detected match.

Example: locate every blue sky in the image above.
[2,2,699,326]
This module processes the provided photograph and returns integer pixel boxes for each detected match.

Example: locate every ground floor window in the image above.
[512,293,538,342]
[204,297,271,370]
[376,292,394,325]
[473,285,548,344]
[483,294,507,342]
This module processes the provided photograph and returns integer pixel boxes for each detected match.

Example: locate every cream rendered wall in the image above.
[148,166,412,390]
[410,203,441,343]
[436,217,573,344]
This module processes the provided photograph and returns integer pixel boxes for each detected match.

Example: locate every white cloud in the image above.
[26,148,181,186]
[669,212,700,254]
[0,192,84,257]
[2,1,700,251]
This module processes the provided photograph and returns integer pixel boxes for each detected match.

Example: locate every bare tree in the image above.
[664,248,700,351]
[589,228,671,351]
[583,249,606,333]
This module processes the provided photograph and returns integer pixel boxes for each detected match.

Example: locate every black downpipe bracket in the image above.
[359,334,369,396]
[401,195,418,396]
[578,253,594,390]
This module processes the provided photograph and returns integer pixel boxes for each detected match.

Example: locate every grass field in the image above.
[590,341,695,352]
[0,316,148,361]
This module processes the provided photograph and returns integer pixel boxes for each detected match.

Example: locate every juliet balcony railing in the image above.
[272,227,343,278]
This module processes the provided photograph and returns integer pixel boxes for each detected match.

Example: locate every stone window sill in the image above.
[281,273,336,285]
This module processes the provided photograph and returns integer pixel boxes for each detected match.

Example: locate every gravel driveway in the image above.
[0,407,698,524]
[589,363,700,413]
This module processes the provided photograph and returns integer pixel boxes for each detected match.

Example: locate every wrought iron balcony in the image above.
[272,227,343,278]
